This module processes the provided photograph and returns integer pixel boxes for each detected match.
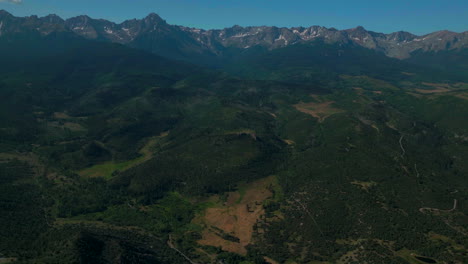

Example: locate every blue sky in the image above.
[1,0,467,35]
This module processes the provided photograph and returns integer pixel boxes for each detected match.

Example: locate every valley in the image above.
[0,9,467,264]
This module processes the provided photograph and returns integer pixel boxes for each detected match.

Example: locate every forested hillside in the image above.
[0,16,467,264]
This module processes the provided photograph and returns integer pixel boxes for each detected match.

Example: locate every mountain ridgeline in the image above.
[0,10,467,67]
[0,10,467,264]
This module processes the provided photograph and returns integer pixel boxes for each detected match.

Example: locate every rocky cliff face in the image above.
[1,10,466,60]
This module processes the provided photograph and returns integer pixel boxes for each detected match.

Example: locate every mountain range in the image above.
[1,10,467,64]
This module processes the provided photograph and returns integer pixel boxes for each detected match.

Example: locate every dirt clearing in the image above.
[351,181,377,191]
[196,176,278,255]
[294,101,343,122]
[415,88,451,94]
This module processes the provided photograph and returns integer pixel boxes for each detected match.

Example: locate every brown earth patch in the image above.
[407,92,424,98]
[401,72,416,76]
[294,101,343,122]
[416,82,468,94]
[415,87,451,94]
[47,121,86,132]
[353,87,364,93]
[0,258,17,263]
[422,82,450,88]
[351,181,377,191]
[53,112,71,119]
[455,93,468,100]
[226,192,241,206]
[196,176,276,255]
[63,122,86,132]
[264,256,280,264]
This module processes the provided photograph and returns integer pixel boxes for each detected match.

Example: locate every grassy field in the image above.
[78,132,168,178]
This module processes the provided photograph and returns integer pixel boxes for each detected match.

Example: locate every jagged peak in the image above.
[41,14,64,23]
[345,26,368,34]
[354,26,366,31]
[66,15,93,23]
[420,30,458,39]
[387,31,416,41]
[0,9,13,17]
[392,30,415,35]
[231,25,244,29]
[427,30,456,35]
[145,12,165,22]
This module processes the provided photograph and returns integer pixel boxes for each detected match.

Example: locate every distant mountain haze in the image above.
[0,10,466,63]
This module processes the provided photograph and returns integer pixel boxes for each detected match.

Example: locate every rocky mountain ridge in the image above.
[0,10,466,60]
